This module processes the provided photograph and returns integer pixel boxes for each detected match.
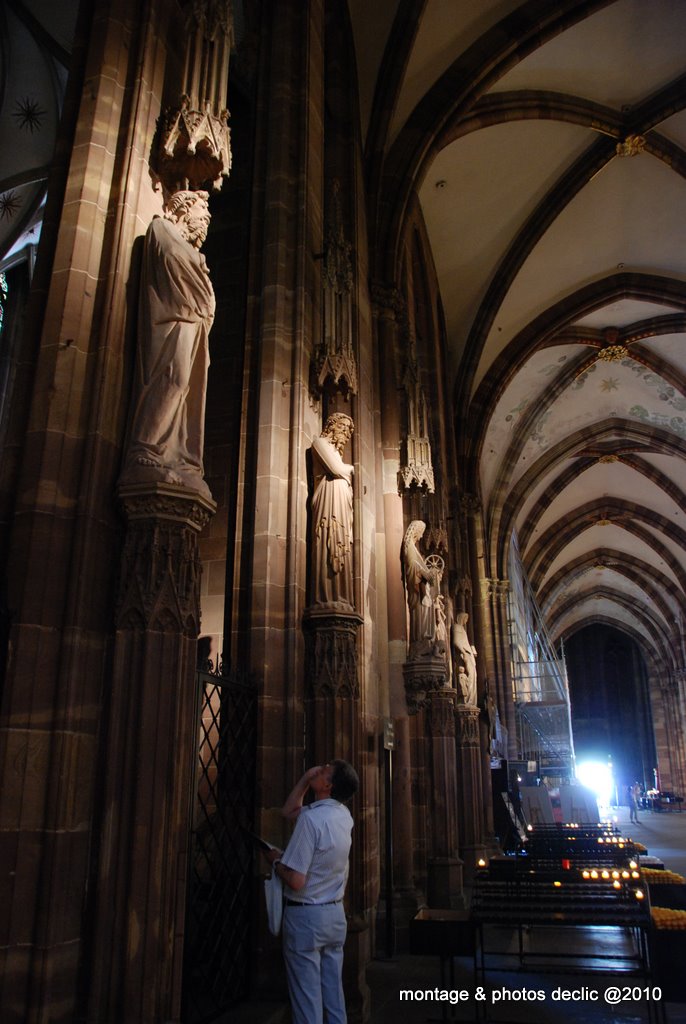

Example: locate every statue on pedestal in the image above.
[483,678,503,756]
[311,413,355,607]
[452,611,477,705]
[120,190,215,500]
[403,520,449,660]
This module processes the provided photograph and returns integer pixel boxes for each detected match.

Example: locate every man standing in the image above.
[265,760,359,1024]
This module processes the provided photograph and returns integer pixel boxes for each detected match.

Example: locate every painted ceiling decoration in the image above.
[351,0,686,670]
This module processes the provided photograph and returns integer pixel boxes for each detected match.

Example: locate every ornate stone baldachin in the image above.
[424,522,448,555]
[152,97,231,193]
[314,180,358,397]
[399,346,435,494]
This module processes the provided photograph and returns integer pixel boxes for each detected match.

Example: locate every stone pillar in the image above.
[455,703,487,878]
[372,284,418,930]
[487,578,516,757]
[302,605,368,1023]
[0,3,172,1020]
[460,495,496,843]
[88,484,215,1023]
[426,688,463,907]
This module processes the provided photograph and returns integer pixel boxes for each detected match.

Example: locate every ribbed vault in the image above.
[353,0,686,697]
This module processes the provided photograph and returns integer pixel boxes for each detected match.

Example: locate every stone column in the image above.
[372,283,418,932]
[460,495,497,843]
[302,605,367,1021]
[455,703,487,878]
[487,577,516,758]
[0,3,173,1020]
[426,688,463,907]
[88,484,215,1023]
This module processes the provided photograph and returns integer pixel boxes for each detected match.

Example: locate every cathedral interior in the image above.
[1,1,686,1021]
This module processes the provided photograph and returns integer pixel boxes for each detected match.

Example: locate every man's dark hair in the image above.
[330,760,359,803]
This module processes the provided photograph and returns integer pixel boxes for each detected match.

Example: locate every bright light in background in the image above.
[576,760,614,808]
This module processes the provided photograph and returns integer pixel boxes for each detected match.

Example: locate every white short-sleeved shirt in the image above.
[280,798,353,904]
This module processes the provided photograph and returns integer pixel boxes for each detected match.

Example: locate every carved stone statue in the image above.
[121,190,215,499]
[452,611,477,705]
[438,593,453,685]
[311,413,354,606]
[483,678,502,756]
[403,521,438,654]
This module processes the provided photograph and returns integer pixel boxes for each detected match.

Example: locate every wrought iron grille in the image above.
[182,667,257,1023]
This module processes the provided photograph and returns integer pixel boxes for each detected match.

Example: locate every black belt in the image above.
[284,898,342,907]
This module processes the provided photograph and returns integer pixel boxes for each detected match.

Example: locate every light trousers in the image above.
[282,902,347,1024]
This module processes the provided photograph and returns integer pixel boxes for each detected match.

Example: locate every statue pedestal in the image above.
[302,606,363,768]
[89,482,215,1022]
[402,655,447,714]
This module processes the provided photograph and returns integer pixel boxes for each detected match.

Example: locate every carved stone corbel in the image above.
[459,493,481,518]
[370,282,404,323]
[402,657,447,714]
[482,577,509,602]
[117,483,216,633]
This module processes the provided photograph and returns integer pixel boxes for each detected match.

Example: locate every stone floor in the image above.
[227,803,686,1024]
[368,805,686,1024]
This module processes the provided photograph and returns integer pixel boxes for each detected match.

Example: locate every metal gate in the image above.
[182,666,257,1023]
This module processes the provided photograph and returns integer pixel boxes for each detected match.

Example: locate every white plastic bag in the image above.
[264,866,283,936]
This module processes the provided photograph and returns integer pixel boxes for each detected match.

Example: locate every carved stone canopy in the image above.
[313,180,358,397]
[399,346,435,493]
[152,97,231,194]
[150,1,234,195]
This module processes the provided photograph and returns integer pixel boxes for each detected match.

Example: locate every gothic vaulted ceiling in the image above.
[0,1,75,268]
[353,0,686,674]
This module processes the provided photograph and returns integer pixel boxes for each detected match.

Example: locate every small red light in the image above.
[562,859,571,870]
